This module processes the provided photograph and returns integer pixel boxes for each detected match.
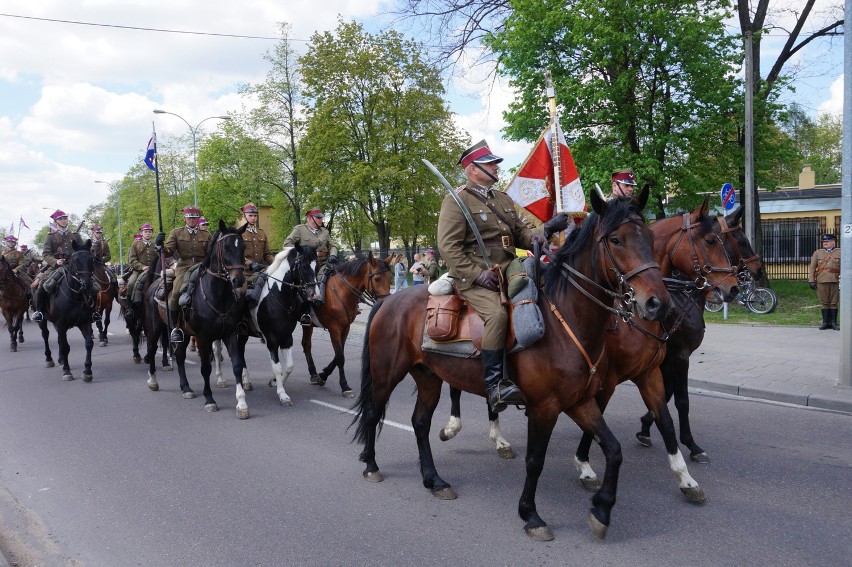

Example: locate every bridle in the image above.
[331,260,391,306]
[196,232,246,323]
[716,215,762,275]
[668,213,737,291]
[59,251,96,308]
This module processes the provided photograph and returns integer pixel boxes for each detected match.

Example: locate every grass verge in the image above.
[702,279,829,326]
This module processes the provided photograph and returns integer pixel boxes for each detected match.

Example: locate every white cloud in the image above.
[818,74,844,116]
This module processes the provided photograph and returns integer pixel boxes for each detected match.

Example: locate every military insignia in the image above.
[480,212,488,221]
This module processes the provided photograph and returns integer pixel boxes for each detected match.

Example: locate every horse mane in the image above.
[676,209,715,237]
[337,256,370,278]
[543,196,641,299]
[267,247,297,275]
[199,225,241,272]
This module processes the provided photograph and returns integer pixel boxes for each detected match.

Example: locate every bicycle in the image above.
[705,271,778,315]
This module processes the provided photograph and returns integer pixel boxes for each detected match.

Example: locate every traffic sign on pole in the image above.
[721,183,736,211]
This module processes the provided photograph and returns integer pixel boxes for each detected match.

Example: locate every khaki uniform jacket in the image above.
[437,182,539,291]
[809,248,841,284]
[128,239,159,272]
[283,225,338,265]
[43,230,85,269]
[91,239,111,263]
[424,258,439,283]
[3,249,32,287]
[241,226,275,268]
[164,226,212,270]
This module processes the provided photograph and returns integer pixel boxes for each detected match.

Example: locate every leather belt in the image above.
[482,236,514,247]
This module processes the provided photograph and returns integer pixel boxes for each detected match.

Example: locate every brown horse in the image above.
[301,252,392,396]
[93,260,117,347]
[354,188,669,541]
[635,205,764,461]
[0,256,29,352]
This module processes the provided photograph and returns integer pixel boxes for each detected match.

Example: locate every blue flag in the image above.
[144,133,157,172]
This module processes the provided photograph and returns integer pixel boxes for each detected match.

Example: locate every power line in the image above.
[0,12,302,41]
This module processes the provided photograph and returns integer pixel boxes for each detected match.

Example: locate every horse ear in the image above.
[698,195,711,218]
[237,223,248,234]
[635,183,650,211]
[727,205,744,227]
[218,219,227,232]
[590,188,607,215]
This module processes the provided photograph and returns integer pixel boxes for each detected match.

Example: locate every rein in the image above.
[192,232,246,323]
[668,213,737,292]
[717,215,762,273]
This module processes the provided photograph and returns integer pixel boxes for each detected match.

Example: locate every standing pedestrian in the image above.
[391,253,408,293]
[808,233,840,330]
[409,253,425,285]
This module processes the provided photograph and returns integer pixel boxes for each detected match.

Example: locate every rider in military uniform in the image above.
[156,206,212,342]
[90,226,112,263]
[3,235,33,288]
[282,208,339,324]
[32,210,97,322]
[123,223,159,317]
[808,233,841,330]
[240,203,275,300]
[610,169,637,198]
[437,140,567,412]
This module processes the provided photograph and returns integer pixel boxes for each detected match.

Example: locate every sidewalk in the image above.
[351,309,852,414]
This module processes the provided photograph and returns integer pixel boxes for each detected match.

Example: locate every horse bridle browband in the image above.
[668,213,738,292]
[716,215,762,274]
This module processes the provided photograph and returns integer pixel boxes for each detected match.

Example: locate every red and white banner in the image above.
[505,124,585,223]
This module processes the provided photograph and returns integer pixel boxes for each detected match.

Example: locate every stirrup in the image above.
[91,312,101,322]
[487,381,524,413]
[300,313,312,326]
[169,328,184,344]
[32,311,44,322]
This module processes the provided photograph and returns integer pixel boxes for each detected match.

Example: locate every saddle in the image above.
[423,287,516,358]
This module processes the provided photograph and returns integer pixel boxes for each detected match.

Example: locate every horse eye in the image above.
[610,236,622,246]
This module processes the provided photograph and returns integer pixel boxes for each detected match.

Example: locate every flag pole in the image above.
[150,122,176,347]
[545,70,563,214]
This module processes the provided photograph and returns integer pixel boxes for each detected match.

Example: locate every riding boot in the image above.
[245,272,268,307]
[300,303,313,326]
[169,310,184,344]
[819,308,831,330]
[831,308,840,330]
[312,280,326,306]
[482,348,524,413]
[32,289,47,321]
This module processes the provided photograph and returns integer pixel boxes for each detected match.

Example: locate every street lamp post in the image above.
[95,180,123,270]
[152,110,232,207]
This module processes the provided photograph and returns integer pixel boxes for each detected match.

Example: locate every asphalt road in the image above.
[0,318,850,566]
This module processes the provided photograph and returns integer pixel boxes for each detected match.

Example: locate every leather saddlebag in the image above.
[425,293,464,341]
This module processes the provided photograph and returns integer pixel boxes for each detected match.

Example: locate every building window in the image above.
[761,217,824,263]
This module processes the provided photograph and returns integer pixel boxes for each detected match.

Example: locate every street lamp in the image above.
[95,180,123,270]
[152,110,232,207]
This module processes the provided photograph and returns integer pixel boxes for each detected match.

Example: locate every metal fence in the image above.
[760,217,838,280]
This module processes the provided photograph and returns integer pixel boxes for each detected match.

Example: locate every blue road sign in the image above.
[721,183,736,211]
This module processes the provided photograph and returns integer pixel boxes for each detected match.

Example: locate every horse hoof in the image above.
[164,365,173,372]
[236,407,250,420]
[279,397,293,406]
[580,477,601,492]
[204,403,219,413]
[309,374,321,385]
[216,381,228,389]
[432,487,457,500]
[83,373,93,383]
[183,391,197,399]
[496,446,516,460]
[63,374,74,381]
[99,341,107,347]
[267,378,276,387]
[690,452,710,464]
[9,345,16,353]
[342,389,354,398]
[363,471,384,483]
[680,486,707,503]
[525,525,554,542]
[243,382,253,392]
[587,511,608,539]
[133,356,142,364]
[636,433,652,447]
[148,382,159,392]
[45,360,55,368]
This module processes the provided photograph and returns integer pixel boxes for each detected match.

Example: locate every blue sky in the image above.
[0,1,845,248]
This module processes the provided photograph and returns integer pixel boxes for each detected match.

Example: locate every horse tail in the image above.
[351,298,387,443]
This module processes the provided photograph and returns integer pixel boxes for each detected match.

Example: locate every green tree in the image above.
[778,106,842,185]
[488,0,742,218]
[298,19,466,257]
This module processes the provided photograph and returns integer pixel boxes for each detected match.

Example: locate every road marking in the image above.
[310,399,414,432]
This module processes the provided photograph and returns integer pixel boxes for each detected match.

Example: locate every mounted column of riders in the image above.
[3,235,34,296]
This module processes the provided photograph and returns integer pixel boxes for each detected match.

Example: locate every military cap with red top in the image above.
[306,208,323,218]
[198,217,209,226]
[140,223,154,231]
[20,244,28,250]
[133,234,142,240]
[241,203,259,214]
[458,139,503,168]
[182,205,201,218]
[4,235,17,242]
[50,209,68,220]
[92,226,103,233]
[611,169,637,186]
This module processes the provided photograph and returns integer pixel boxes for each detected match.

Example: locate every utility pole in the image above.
[839,0,851,387]
[743,29,756,249]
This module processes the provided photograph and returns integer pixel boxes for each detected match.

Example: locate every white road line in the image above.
[310,399,414,432]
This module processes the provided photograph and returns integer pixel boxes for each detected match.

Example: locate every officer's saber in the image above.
[422,159,492,269]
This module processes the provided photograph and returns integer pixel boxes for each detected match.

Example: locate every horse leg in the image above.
[57,326,73,381]
[565,400,622,540]
[517,404,560,541]
[145,324,160,391]
[160,332,172,371]
[173,338,196,401]
[80,323,94,382]
[323,325,352,397]
[486,401,515,459]
[213,339,227,388]
[40,321,54,368]
[131,326,142,364]
[635,369,705,503]
[438,386,515,459]
[439,385,463,441]
[96,318,106,347]
[410,370,455,499]
[301,325,322,385]
[231,334,249,419]
[667,357,708,463]
[101,307,111,346]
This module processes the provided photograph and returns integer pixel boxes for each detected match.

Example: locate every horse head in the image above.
[546,185,669,322]
[294,244,319,302]
[365,252,393,300]
[69,239,96,295]
[718,206,764,280]
[207,220,246,295]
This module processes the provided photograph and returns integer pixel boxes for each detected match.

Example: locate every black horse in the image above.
[0,255,29,352]
[121,256,172,369]
[244,244,318,406]
[36,241,97,381]
[146,221,248,418]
